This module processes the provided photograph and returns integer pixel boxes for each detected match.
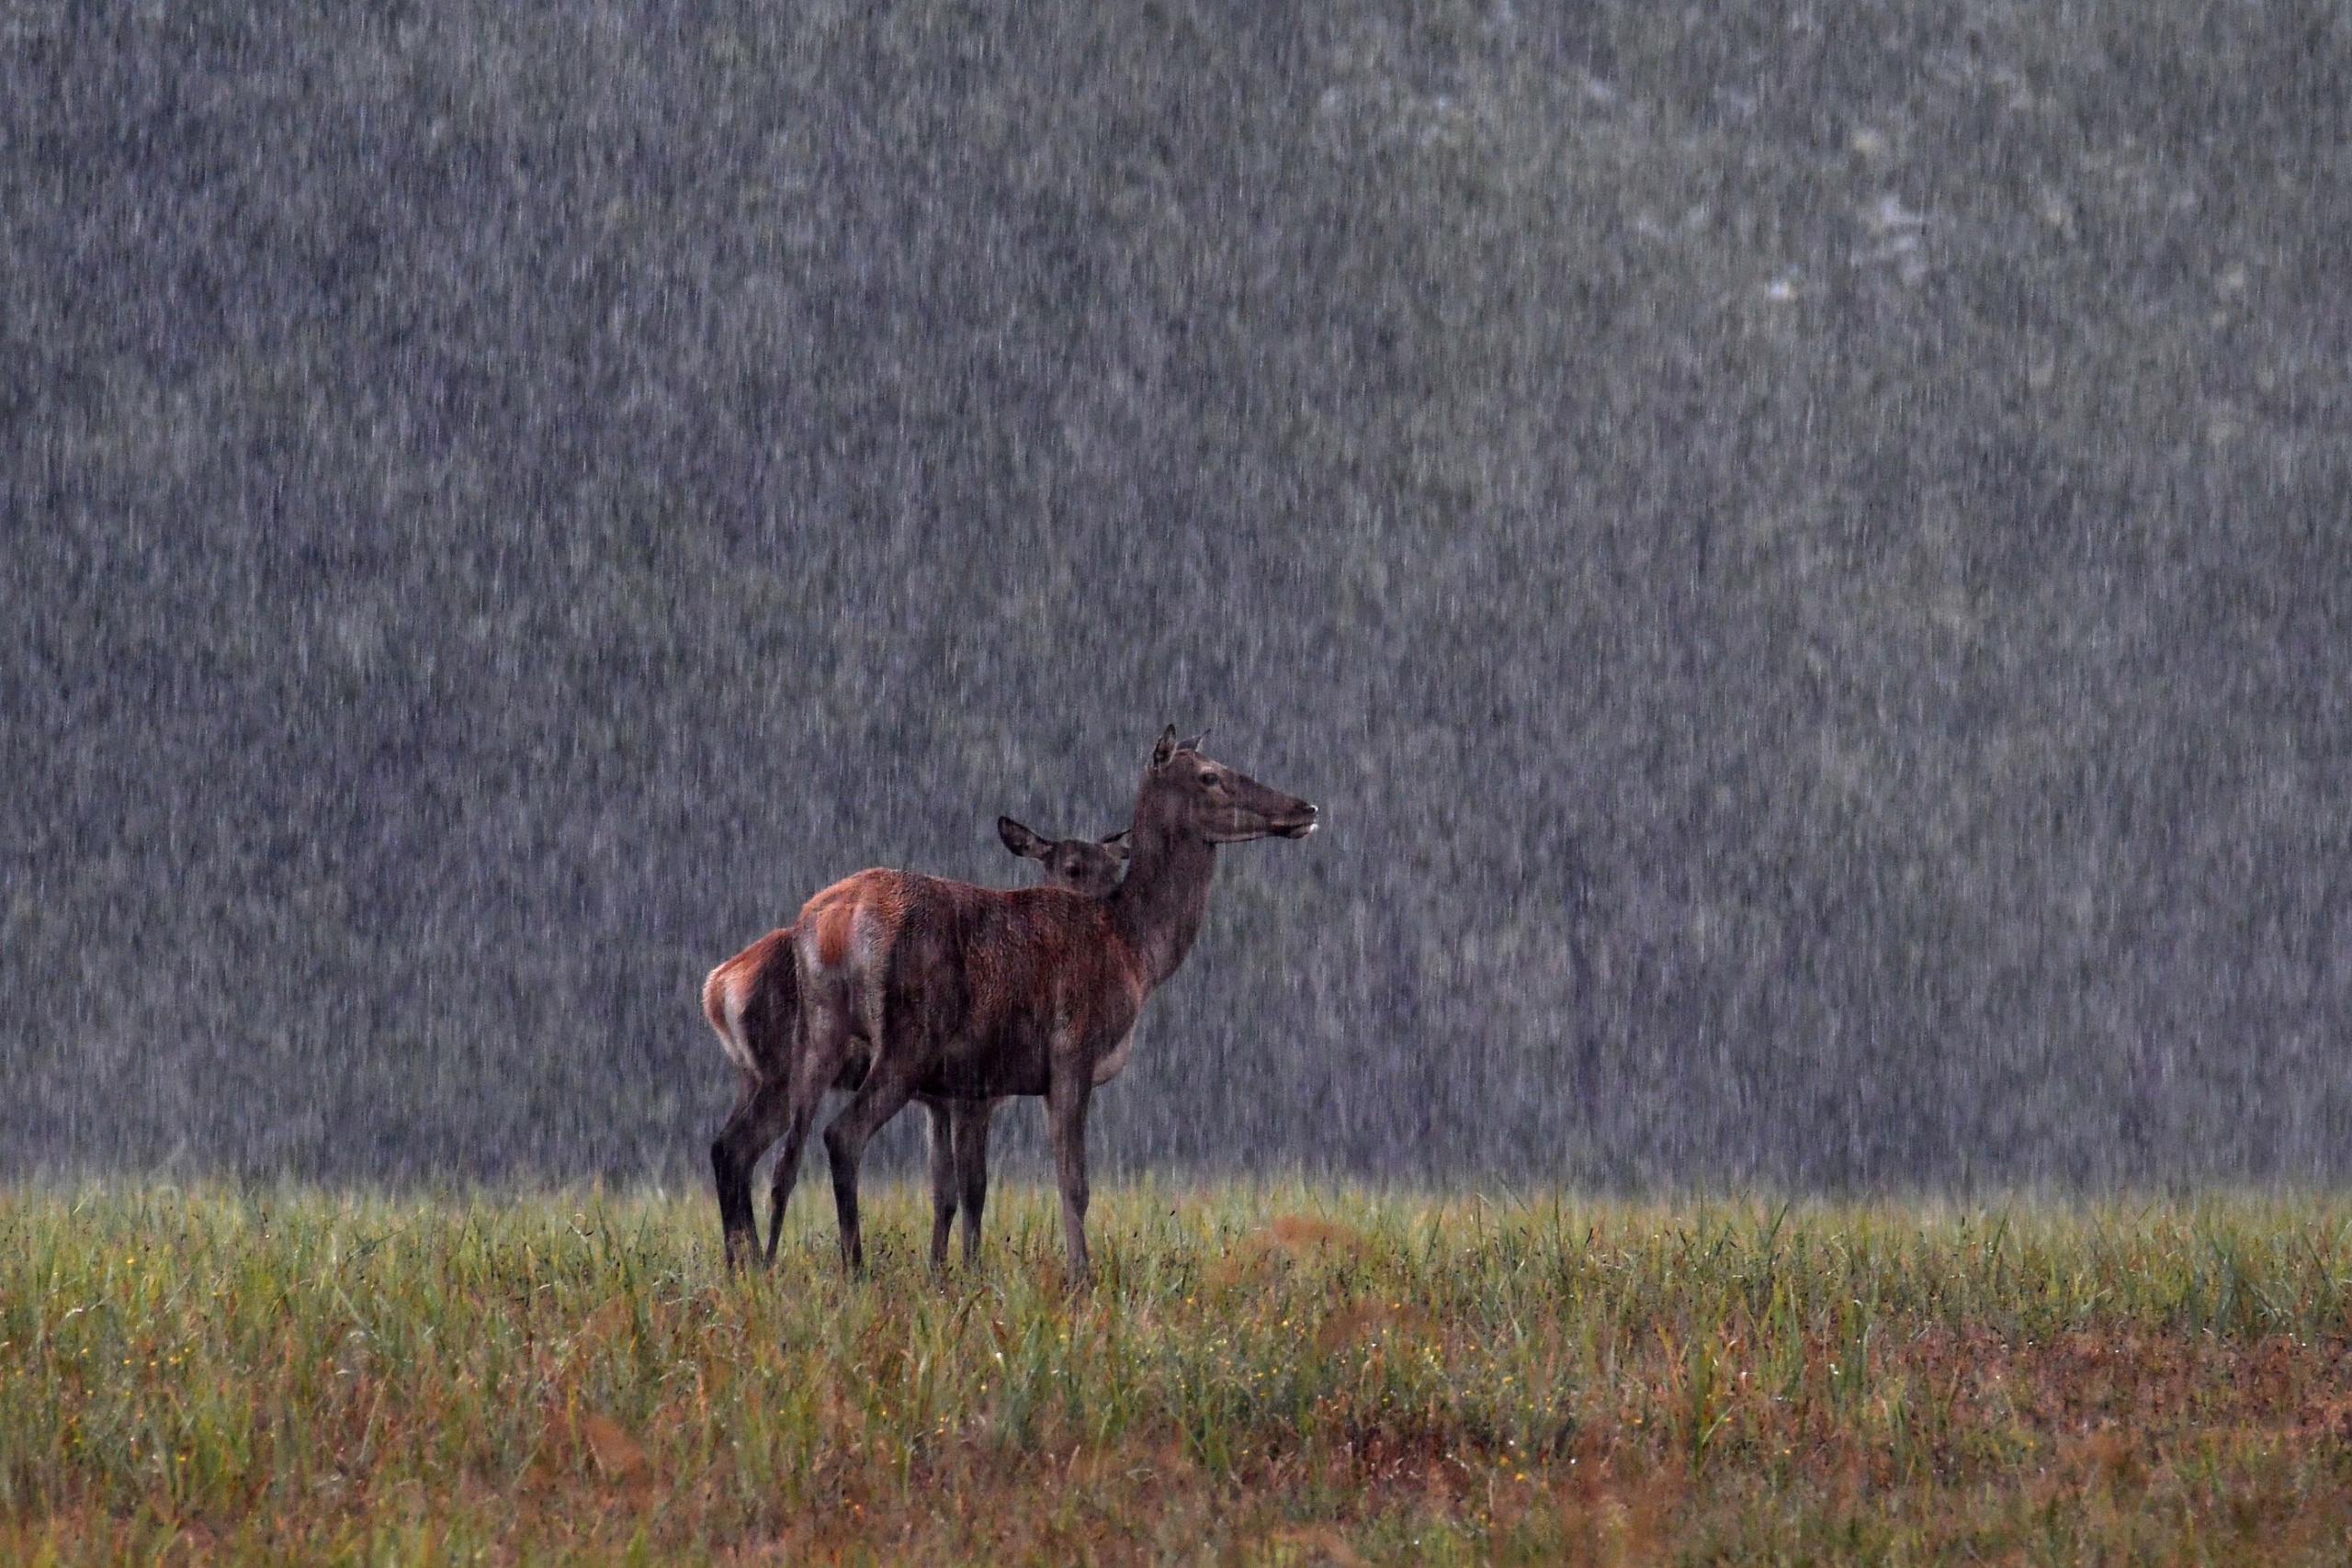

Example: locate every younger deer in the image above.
[765,727,1317,1287]
[704,819,1129,1269]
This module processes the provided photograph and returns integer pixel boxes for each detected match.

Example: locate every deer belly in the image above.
[1091,1029,1137,1086]
[926,1032,1052,1100]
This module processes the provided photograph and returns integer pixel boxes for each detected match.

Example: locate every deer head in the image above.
[997,817,1132,897]
[1139,725,1319,844]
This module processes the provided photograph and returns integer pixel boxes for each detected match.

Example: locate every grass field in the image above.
[8,1185,2352,1563]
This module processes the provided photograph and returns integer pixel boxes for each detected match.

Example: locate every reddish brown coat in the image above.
[761,728,1317,1286]
[707,822,1134,1269]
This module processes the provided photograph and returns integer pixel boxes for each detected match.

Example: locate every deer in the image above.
[714,726,1317,1287]
[933,818,1132,1268]
[705,818,1131,1270]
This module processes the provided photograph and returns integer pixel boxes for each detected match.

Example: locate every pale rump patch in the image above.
[703,952,761,1077]
[799,872,911,976]
[852,900,889,970]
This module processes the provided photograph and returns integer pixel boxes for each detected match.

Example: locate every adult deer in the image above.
[932,818,1131,1269]
[705,818,1130,1269]
[738,727,1317,1287]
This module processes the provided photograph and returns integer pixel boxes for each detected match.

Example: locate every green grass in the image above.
[9,1184,2352,1562]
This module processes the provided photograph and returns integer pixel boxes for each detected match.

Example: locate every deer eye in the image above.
[1199,770,1220,787]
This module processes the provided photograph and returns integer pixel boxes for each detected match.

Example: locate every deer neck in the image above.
[1107,806,1216,990]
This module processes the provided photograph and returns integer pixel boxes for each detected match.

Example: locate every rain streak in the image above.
[6,0,2347,1195]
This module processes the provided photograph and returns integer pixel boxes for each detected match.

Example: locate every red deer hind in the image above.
[705,818,1129,1269]
[929,818,1130,1268]
[714,726,1317,1285]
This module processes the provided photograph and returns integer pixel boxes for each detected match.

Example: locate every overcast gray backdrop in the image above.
[6,0,2348,1190]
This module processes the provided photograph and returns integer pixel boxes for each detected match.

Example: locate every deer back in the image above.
[797,870,1148,1097]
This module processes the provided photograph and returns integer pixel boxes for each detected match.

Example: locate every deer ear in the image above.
[998,817,1046,859]
[1182,728,1211,752]
[1100,829,1132,863]
[1151,726,1180,767]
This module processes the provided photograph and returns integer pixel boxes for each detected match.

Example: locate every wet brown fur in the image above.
[709,728,1317,1284]
[707,824,1131,1269]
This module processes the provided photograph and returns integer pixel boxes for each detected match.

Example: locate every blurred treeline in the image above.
[6,0,2347,1188]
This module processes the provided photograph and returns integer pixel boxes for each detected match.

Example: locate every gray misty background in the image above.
[6,1,2348,1190]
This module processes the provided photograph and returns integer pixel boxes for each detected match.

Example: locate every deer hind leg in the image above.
[712,1076,796,1271]
[1046,1073,1094,1291]
[953,1098,997,1269]
[821,1057,921,1275]
[760,1082,830,1268]
[766,983,856,1267]
[922,1094,957,1271]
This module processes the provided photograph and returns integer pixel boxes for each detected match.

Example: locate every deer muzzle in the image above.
[1272,803,1319,839]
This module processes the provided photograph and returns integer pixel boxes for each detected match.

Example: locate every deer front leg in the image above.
[954,1098,997,1269]
[1046,1072,1093,1291]
[922,1095,957,1271]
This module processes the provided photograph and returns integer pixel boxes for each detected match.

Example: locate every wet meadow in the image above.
[9,1183,2352,1562]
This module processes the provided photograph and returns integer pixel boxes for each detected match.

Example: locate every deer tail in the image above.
[703,960,755,1077]
[706,928,801,1081]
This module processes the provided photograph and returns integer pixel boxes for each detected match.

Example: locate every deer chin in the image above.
[1264,803,1321,840]
[1205,810,1320,843]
